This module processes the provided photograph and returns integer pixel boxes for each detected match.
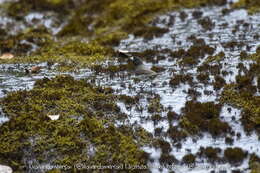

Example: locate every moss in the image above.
[235,75,257,95]
[119,95,139,105]
[249,154,260,173]
[167,111,178,122]
[198,147,221,163]
[224,147,247,165]
[182,154,196,165]
[213,75,226,90]
[148,97,164,113]
[167,125,188,142]
[179,116,200,135]
[2,0,230,70]
[0,27,52,55]
[159,153,178,165]
[180,56,198,66]
[221,84,260,134]
[175,44,215,67]
[151,114,163,125]
[186,88,201,99]
[0,75,150,172]
[169,74,193,88]
[181,101,230,137]
[233,0,260,14]
[154,127,163,136]
[223,41,245,50]
[198,63,221,75]
[225,137,234,145]
[204,51,225,64]
[197,72,210,84]
[153,139,171,154]
[198,16,215,30]
[192,10,203,19]
[133,26,169,40]
[6,0,74,18]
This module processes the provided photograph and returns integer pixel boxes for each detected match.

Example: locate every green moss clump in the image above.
[169,74,193,87]
[153,139,171,154]
[167,125,188,142]
[204,51,225,64]
[176,44,215,66]
[213,75,226,90]
[198,147,221,163]
[119,95,139,105]
[148,97,164,113]
[182,154,196,165]
[2,0,229,70]
[224,147,247,165]
[0,27,52,55]
[179,116,200,135]
[197,72,210,84]
[249,154,260,173]
[167,111,178,122]
[233,0,260,14]
[180,101,230,137]
[221,51,260,134]
[221,84,260,134]
[6,0,74,18]
[198,17,215,30]
[0,75,150,172]
[159,153,178,165]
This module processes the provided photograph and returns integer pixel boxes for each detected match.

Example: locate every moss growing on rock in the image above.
[233,0,260,14]
[182,154,196,165]
[0,75,150,172]
[221,84,260,135]
[180,101,230,137]
[169,74,193,88]
[0,0,230,71]
[148,97,164,113]
[224,147,247,165]
[198,147,221,163]
[249,154,260,173]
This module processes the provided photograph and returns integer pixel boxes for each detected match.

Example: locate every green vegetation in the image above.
[221,84,260,134]
[249,154,260,173]
[182,154,196,165]
[224,147,247,165]
[180,101,230,137]
[0,75,150,172]
[198,147,221,163]
[148,97,164,113]
[221,49,260,135]
[233,0,260,14]
[204,52,225,64]
[0,0,228,70]
[169,74,193,87]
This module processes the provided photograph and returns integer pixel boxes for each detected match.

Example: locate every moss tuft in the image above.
[224,147,247,165]
[0,75,150,172]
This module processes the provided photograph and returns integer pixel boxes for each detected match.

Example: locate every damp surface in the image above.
[0,2,260,173]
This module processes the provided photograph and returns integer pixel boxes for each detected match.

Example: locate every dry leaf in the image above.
[0,53,14,60]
